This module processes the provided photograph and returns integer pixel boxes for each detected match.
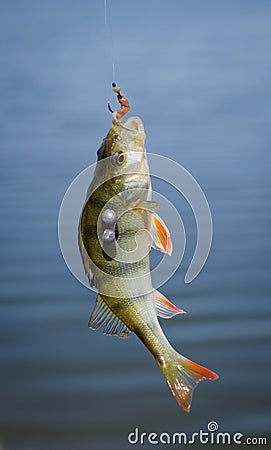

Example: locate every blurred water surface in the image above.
[0,1,271,449]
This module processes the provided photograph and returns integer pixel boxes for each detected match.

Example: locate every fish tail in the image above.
[157,352,219,413]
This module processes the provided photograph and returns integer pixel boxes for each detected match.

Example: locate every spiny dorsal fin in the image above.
[150,213,173,255]
[88,295,131,338]
[152,290,186,319]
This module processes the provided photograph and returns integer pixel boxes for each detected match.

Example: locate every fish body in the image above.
[79,112,218,412]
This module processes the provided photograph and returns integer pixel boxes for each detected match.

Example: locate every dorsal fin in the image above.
[152,290,186,319]
[88,295,131,338]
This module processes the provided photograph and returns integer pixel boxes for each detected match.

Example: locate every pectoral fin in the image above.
[88,295,131,338]
[152,290,186,319]
[151,214,173,255]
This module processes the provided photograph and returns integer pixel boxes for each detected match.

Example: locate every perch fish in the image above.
[79,89,218,412]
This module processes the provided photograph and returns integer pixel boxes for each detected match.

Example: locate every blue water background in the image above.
[0,1,271,449]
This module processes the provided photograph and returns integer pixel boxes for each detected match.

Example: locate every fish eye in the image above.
[110,150,126,166]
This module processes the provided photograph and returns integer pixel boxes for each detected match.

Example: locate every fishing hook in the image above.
[107,82,122,114]
[112,82,122,99]
[107,102,114,113]
[107,82,130,119]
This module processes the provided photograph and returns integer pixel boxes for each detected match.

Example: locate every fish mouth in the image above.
[97,116,146,162]
[115,116,145,137]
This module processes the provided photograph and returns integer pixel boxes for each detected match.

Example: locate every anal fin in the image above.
[88,295,131,338]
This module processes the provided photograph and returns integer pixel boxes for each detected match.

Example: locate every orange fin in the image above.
[152,290,186,318]
[151,213,173,255]
[157,353,219,413]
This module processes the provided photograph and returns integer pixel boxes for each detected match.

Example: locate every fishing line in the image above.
[104,0,116,105]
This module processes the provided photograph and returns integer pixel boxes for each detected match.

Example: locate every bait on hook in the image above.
[107,82,130,120]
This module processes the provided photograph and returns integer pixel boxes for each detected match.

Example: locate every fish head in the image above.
[95,115,150,187]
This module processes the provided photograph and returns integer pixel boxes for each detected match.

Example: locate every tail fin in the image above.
[157,353,219,413]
